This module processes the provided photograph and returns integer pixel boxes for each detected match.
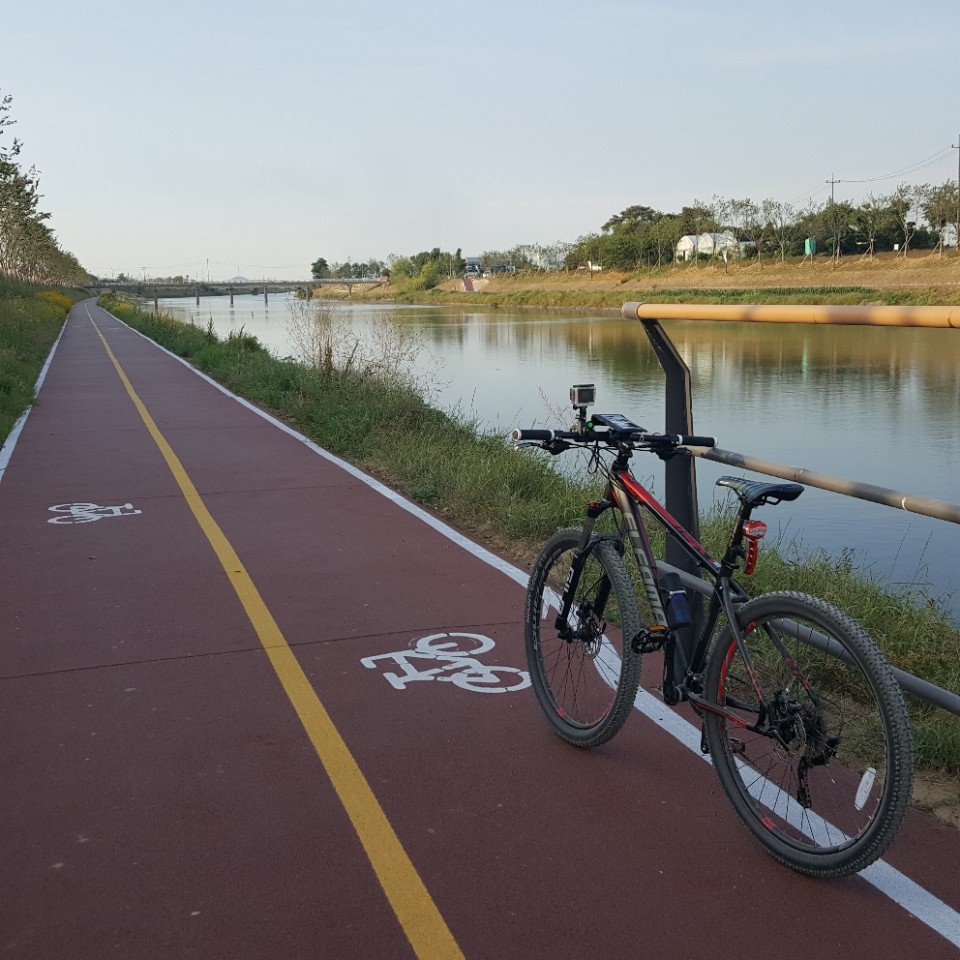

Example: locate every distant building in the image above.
[676,230,753,261]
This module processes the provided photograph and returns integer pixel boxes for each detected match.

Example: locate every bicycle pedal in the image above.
[632,624,668,653]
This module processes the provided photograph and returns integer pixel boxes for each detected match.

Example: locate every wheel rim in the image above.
[714,611,895,855]
[531,543,632,731]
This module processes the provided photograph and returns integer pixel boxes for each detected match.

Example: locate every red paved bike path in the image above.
[1,300,958,959]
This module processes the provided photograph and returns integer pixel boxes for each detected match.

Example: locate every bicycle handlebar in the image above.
[672,434,717,448]
[511,426,716,449]
[512,428,558,442]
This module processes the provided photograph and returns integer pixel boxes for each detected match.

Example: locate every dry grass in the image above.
[320,250,960,307]
[477,250,960,297]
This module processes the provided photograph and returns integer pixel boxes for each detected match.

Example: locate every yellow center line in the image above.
[88,309,464,960]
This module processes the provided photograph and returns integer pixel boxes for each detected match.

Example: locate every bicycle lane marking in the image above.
[98,304,960,951]
[86,307,465,960]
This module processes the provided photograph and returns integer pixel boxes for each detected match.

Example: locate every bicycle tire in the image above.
[525,528,643,747]
[703,591,914,877]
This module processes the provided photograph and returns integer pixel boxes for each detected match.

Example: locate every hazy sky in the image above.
[5,0,959,280]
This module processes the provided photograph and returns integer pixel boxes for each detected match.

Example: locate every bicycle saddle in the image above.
[716,476,803,508]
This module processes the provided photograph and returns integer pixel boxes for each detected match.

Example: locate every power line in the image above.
[787,144,956,206]
[838,146,955,184]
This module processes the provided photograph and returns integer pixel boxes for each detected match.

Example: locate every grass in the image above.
[97,293,960,774]
[321,250,960,309]
[0,280,84,445]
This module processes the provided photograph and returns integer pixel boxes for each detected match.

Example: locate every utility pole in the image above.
[953,134,960,250]
[826,173,840,205]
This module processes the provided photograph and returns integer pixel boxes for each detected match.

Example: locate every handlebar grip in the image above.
[511,428,555,442]
[677,435,716,448]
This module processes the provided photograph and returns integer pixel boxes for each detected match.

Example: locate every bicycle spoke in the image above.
[704,592,913,877]
[525,530,642,747]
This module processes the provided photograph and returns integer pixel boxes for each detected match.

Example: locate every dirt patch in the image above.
[913,772,960,830]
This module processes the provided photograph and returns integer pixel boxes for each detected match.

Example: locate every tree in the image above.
[819,201,855,262]
[765,199,796,262]
[310,257,330,279]
[0,89,87,285]
[678,201,718,264]
[919,181,958,256]
[851,194,891,257]
[602,205,661,231]
[888,184,917,256]
[729,198,767,261]
[650,215,683,268]
[703,195,730,260]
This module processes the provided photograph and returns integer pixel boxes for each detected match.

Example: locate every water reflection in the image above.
[158,295,959,620]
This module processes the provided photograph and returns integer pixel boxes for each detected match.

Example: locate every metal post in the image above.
[639,319,700,550]
[638,316,703,659]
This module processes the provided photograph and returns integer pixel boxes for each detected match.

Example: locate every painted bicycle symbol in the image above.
[47,502,143,524]
[361,632,530,694]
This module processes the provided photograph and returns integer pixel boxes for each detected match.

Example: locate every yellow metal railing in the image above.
[623,303,959,715]
[622,301,960,328]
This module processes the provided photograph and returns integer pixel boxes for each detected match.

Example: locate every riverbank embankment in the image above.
[313,251,960,309]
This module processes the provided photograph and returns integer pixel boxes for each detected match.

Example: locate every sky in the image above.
[4,0,960,281]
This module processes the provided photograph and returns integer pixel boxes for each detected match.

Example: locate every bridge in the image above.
[93,278,387,300]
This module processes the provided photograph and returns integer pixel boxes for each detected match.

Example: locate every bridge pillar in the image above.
[229,286,234,307]
[195,286,200,306]
[264,285,269,305]
[154,289,159,312]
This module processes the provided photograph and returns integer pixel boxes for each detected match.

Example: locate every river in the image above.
[156,292,960,622]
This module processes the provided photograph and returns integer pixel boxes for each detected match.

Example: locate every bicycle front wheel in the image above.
[703,591,914,877]
[525,528,642,747]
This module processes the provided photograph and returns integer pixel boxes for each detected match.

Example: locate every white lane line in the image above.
[106,303,960,950]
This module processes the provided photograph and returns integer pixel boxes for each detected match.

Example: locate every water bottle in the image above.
[660,573,692,630]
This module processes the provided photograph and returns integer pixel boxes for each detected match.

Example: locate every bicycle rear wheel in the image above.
[525,528,642,747]
[703,591,914,877]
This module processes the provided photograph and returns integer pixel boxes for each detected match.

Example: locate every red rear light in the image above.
[742,520,767,575]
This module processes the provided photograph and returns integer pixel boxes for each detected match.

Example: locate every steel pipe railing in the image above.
[623,301,960,329]
[702,448,960,526]
[628,302,959,716]
[657,560,960,717]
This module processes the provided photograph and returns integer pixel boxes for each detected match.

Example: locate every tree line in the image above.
[567,183,960,272]
[311,247,558,289]
[313,179,960,286]
[0,91,88,287]
[311,248,469,289]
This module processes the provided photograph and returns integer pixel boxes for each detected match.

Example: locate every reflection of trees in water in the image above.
[464,315,960,421]
[667,321,960,423]
[404,307,959,423]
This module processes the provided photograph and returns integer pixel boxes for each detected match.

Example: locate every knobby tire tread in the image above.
[703,590,914,878]
[525,528,643,748]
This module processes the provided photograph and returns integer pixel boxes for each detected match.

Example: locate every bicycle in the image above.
[512,384,914,878]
